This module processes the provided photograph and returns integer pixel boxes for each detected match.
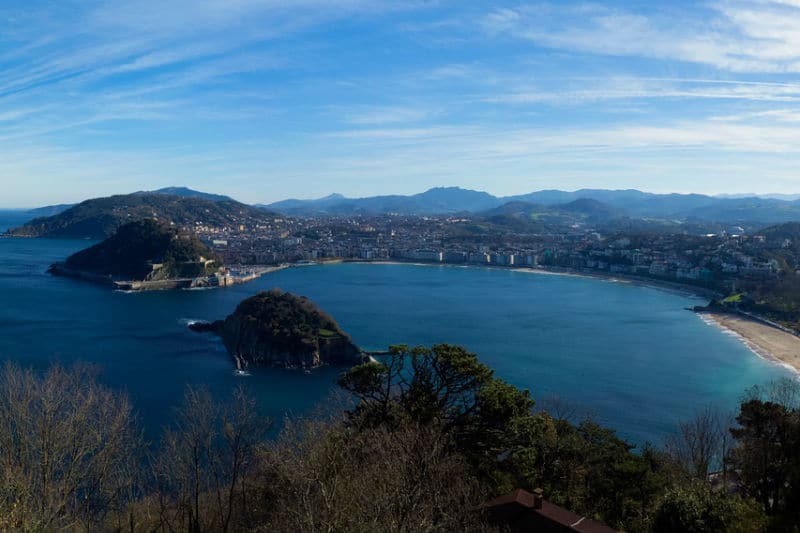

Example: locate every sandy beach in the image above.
[700,312,800,374]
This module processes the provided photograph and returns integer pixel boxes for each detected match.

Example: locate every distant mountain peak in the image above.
[424,186,473,192]
[154,186,196,194]
[419,186,491,195]
[320,193,346,201]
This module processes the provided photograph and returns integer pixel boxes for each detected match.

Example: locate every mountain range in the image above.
[716,193,800,201]
[261,186,800,225]
[8,186,800,238]
[260,187,499,216]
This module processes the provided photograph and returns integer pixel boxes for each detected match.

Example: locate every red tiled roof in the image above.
[484,489,618,533]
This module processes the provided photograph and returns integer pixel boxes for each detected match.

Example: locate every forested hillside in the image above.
[6,192,275,239]
[61,219,219,280]
[0,345,796,532]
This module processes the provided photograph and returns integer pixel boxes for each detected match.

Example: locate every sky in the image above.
[3,0,800,207]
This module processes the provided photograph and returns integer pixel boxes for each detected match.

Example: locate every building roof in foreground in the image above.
[484,489,618,533]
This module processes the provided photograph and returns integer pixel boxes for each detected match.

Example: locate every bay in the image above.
[0,211,792,444]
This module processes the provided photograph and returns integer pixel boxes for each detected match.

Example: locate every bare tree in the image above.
[0,362,141,531]
[152,385,268,532]
[536,395,589,424]
[666,405,730,481]
[255,416,491,532]
[764,377,799,409]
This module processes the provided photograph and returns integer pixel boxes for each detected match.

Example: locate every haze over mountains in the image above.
[717,193,800,201]
[263,186,800,225]
[9,185,800,239]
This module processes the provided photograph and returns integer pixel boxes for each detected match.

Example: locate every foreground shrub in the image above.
[254,416,491,532]
[653,484,768,533]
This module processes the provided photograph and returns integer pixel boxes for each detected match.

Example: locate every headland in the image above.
[48,219,288,291]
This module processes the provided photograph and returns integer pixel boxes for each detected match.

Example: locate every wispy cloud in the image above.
[342,105,433,125]
[484,1,800,73]
[712,108,800,122]
[2,0,800,206]
[484,78,800,104]
[325,118,800,155]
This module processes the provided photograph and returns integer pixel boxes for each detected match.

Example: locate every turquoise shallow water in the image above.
[0,211,793,444]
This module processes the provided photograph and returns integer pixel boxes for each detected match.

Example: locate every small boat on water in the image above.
[233,353,250,375]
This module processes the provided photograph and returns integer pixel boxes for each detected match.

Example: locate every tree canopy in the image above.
[0,348,798,532]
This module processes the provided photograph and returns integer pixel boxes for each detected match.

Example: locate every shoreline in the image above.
[697,311,800,375]
[511,267,721,299]
[327,260,800,375]
[336,259,721,299]
[50,263,290,292]
[46,255,800,375]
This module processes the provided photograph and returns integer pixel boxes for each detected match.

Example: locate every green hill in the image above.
[191,289,362,368]
[58,219,219,281]
[6,192,276,239]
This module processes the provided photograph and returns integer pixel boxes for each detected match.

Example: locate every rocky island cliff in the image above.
[190,289,364,369]
[49,219,221,289]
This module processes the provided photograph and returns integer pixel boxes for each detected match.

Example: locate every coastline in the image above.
[698,311,800,375]
[332,259,800,374]
[510,266,722,299]
[49,263,290,291]
[48,254,800,375]
[339,259,721,299]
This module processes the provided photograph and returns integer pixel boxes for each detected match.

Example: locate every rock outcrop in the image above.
[190,289,363,369]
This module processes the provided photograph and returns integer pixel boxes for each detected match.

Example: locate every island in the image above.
[49,219,265,290]
[190,289,365,370]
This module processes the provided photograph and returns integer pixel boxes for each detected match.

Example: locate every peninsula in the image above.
[49,219,262,291]
[190,289,364,369]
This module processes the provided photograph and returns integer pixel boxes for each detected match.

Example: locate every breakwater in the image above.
[49,263,288,291]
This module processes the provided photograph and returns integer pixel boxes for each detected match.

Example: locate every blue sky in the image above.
[3,0,800,207]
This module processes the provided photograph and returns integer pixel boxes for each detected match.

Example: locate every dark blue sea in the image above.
[0,211,793,444]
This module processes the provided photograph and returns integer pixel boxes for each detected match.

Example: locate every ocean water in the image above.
[0,211,793,444]
[0,210,35,234]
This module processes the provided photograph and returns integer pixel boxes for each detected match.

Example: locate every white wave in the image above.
[698,314,800,377]
[179,318,207,326]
